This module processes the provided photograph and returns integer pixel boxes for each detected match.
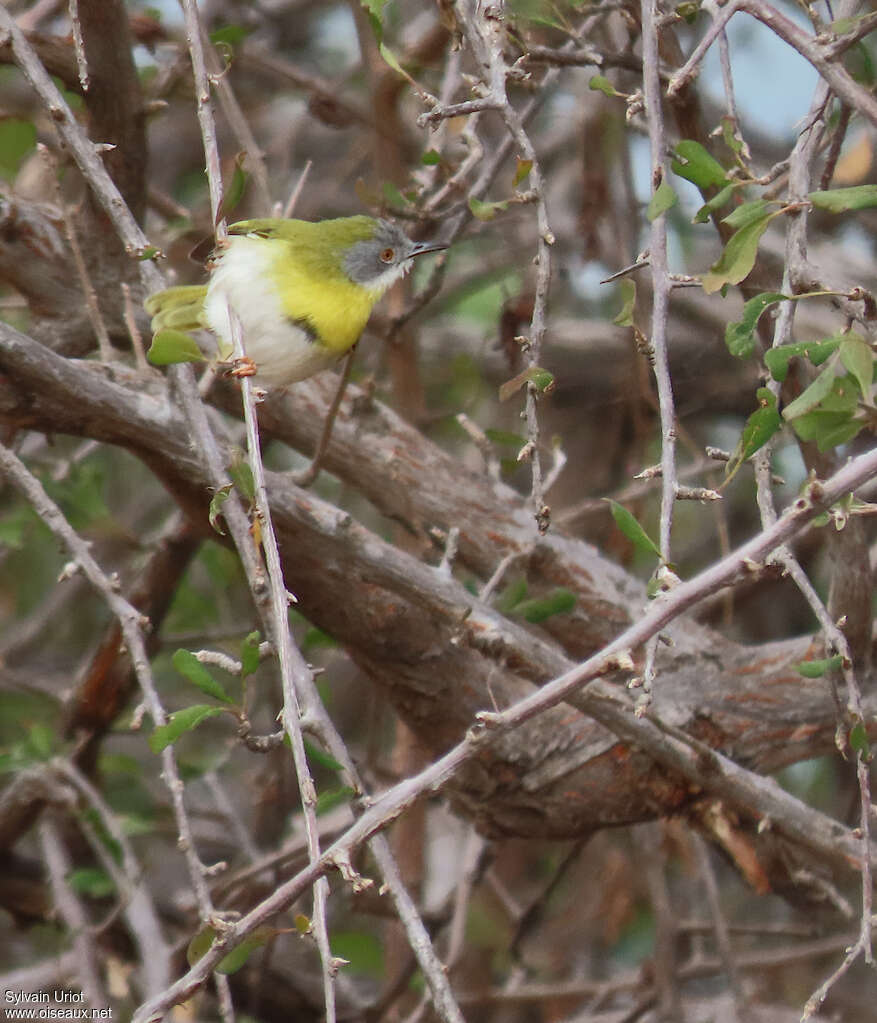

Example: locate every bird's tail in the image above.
[144,285,208,334]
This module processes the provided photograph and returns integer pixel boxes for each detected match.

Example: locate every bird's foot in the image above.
[227,356,258,379]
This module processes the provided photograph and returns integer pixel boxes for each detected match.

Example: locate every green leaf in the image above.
[514,157,533,187]
[0,117,37,179]
[468,196,509,222]
[606,500,662,559]
[795,654,844,678]
[671,140,728,190]
[725,388,781,482]
[361,0,387,39]
[240,630,261,679]
[209,24,252,47]
[138,245,162,262]
[148,705,227,753]
[702,210,774,294]
[216,936,263,975]
[172,649,232,703]
[208,485,231,535]
[613,279,637,327]
[839,333,874,403]
[316,784,356,816]
[494,576,528,614]
[808,185,877,213]
[791,409,862,451]
[647,179,677,221]
[724,292,788,359]
[781,363,837,421]
[378,42,407,78]
[304,739,344,774]
[722,198,770,230]
[484,428,525,448]
[27,723,54,760]
[588,75,621,97]
[764,337,841,382]
[513,588,576,623]
[147,329,205,366]
[498,365,555,401]
[216,152,249,225]
[786,372,863,450]
[421,149,441,165]
[228,451,255,502]
[693,181,739,223]
[675,1,701,25]
[67,868,115,898]
[187,926,216,966]
[850,720,871,760]
[720,115,746,158]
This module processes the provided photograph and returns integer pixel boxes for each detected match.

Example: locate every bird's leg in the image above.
[292,349,355,488]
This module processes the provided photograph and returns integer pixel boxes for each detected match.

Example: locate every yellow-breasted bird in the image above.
[145,216,446,386]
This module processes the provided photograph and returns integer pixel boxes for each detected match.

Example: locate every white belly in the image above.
[203,237,338,386]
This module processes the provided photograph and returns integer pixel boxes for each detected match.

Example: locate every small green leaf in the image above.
[720,115,746,158]
[781,363,837,421]
[208,485,231,535]
[671,140,728,190]
[67,868,115,898]
[513,588,576,623]
[148,705,227,753]
[209,24,252,47]
[216,152,249,225]
[172,649,233,703]
[484,428,525,448]
[795,654,844,678]
[606,500,662,559]
[675,1,701,25]
[138,245,162,262]
[188,926,216,966]
[693,181,739,223]
[378,42,407,78]
[725,388,781,482]
[468,196,509,221]
[228,452,255,502]
[588,75,621,97]
[613,279,637,327]
[316,784,356,816]
[839,333,874,403]
[722,198,770,230]
[494,576,528,614]
[27,723,54,760]
[147,329,205,366]
[304,740,344,774]
[513,157,533,187]
[738,389,782,460]
[240,630,261,678]
[647,179,677,221]
[216,936,263,975]
[850,720,871,760]
[498,365,555,401]
[787,372,863,450]
[421,149,441,165]
[764,337,841,382]
[361,0,387,39]
[724,292,788,359]
[808,185,877,213]
[702,210,774,294]
[0,117,37,179]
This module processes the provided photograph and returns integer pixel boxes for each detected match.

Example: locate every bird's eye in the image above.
[379,247,395,263]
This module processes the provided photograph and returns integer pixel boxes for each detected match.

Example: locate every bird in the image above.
[145,215,446,386]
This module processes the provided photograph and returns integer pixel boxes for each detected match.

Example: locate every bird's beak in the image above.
[410,239,448,257]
